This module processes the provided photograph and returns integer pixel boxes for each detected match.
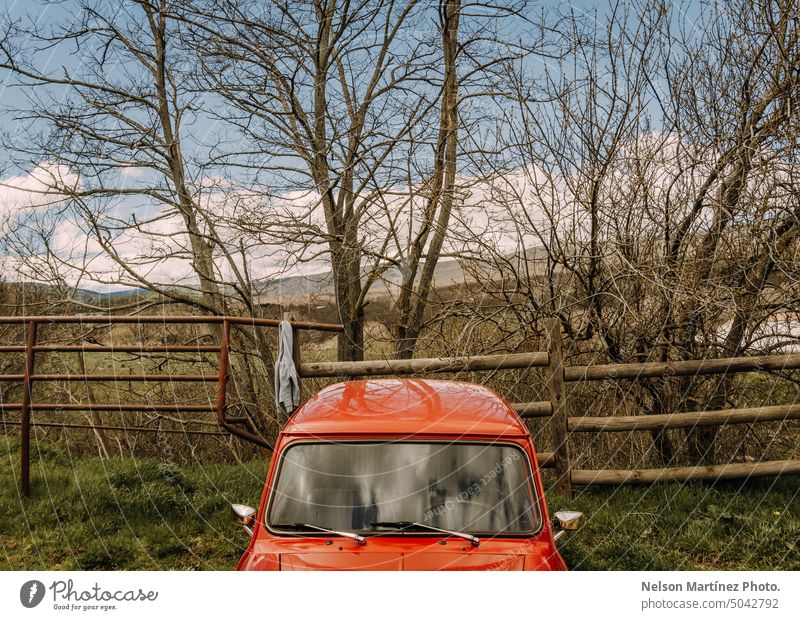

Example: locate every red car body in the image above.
[236,379,568,571]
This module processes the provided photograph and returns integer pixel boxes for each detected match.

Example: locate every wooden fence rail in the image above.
[564,354,800,382]
[293,320,800,498]
[3,315,799,498]
[569,404,800,432]
[571,460,800,485]
[512,401,552,418]
[299,351,549,377]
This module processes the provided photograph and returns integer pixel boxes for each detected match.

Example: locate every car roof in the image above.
[281,379,529,438]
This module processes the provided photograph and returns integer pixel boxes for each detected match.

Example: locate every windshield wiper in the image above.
[271,522,366,545]
[371,521,480,547]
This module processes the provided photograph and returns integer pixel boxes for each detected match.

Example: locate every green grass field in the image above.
[1,437,797,570]
[551,478,799,570]
[0,438,267,570]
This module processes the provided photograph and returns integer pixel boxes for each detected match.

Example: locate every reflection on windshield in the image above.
[268,442,539,534]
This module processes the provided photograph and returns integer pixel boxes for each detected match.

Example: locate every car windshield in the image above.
[268,442,539,534]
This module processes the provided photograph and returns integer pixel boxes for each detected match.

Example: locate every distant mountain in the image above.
[71,287,151,299]
[252,249,550,302]
[1,280,153,302]
[6,246,548,305]
[254,271,334,298]
[252,258,466,301]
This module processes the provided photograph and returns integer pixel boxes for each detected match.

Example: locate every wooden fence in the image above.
[293,319,800,497]
[3,315,799,498]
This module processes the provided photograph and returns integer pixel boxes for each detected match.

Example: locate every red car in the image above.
[232,379,583,570]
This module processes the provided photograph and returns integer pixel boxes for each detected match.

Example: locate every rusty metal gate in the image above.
[0,315,343,496]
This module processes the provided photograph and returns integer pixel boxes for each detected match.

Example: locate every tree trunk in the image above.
[394,0,460,359]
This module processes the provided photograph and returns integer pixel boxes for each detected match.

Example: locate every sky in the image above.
[0,0,706,293]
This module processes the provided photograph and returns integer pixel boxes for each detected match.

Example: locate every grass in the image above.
[551,477,800,570]
[0,437,268,570]
[1,437,797,570]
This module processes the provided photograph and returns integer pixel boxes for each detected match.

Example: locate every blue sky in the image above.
[0,0,706,291]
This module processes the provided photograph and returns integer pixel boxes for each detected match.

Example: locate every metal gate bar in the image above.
[0,315,344,495]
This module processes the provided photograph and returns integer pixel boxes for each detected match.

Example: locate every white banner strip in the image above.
[1,571,798,620]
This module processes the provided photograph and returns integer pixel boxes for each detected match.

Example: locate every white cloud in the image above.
[1,134,765,296]
[0,163,78,217]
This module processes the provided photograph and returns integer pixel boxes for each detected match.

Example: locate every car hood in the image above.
[241,536,563,571]
[278,551,523,571]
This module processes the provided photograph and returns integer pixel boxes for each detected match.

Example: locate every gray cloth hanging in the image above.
[274,320,301,415]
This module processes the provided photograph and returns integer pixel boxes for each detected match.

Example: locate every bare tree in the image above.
[390,0,460,359]
[178,0,442,360]
[0,0,279,436]
[659,0,800,461]
[450,0,800,464]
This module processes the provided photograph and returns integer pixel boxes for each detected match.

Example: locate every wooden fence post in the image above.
[20,320,38,497]
[546,318,571,498]
[291,316,302,403]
